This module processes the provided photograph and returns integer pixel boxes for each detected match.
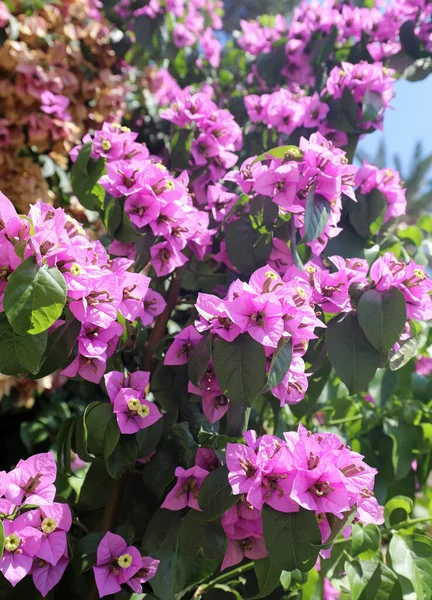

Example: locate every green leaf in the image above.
[198,466,238,521]
[85,402,115,457]
[142,450,177,499]
[252,145,303,165]
[383,418,419,480]
[357,287,407,352]
[345,559,381,600]
[0,315,47,375]
[384,495,413,528]
[4,257,67,335]
[389,534,425,600]
[326,313,381,394]
[32,318,80,378]
[106,435,138,479]
[225,216,272,277]
[188,332,212,386]
[248,558,282,599]
[179,510,226,561]
[320,506,357,550]
[262,505,321,573]
[361,88,384,122]
[103,416,121,460]
[213,334,267,405]
[170,128,194,171]
[351,524,381,559]
[0,521,5,560]
[327,86,359,133]
[74,532,104,573]
[301,185,331,244]
[389,336,417,371]
[262,338,292,393]
[70,143,106,211]
[136,419,163,459]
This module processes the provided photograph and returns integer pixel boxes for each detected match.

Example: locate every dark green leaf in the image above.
[70,143,106,211]
[136,419,163,458]
[0,315,47,375]
[106,435,138,479]
[85,402,114,457]
[326,313,381,394]
[142,450,177,499]
[188,332,212,386]
[170,129,194,171]
[301,185,331,243]
[361,88,384,123]
[74,533,104,573]
[262,338,292,393]
[327,86,359,133]
[248,558,282,599]
[179,510,226,561]
[103,416,121,460]
[213,334,267,405]
[225,216,272,277]
[198,466,238,521]
[357,287,407,352]
[32,319,80,378]
[262,505,321,573]
[4,257,67,335]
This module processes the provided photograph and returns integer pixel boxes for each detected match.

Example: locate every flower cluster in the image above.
[223,425,382,568]
[117,0,223,68]
[161,89,243,204]
[0,192,164,383]
[323,62,395,132]
[226,132,357,255]
[93,531,159,597]
[104,370,162,434]
[71,122,214,276]
[194,265,324,405]
[0,0,128,212]
[284,252,432,322]
[355,162,407,222]
[0,453,71,596]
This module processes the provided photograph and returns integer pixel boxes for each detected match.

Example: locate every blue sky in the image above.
[357,76,432,172]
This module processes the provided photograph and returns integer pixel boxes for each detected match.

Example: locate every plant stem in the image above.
[327,414,363,426]
[382,515,432,534]
[195,562,255,596]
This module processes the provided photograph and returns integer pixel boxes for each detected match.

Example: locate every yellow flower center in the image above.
[5,534,21,552]
[138,404,150,418]
[70,263,81,276]
[127,399,141,412]
[41,517,57,534]
[118,553,133,568]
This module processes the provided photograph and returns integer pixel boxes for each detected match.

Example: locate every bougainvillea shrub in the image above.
[0,0,431,598]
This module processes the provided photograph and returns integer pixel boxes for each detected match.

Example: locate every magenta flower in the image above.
[221,535,268,571]
[150,241,188,277]
[5,452,57,506]
[32,555,68,598]
[0,513,43,586]
[112,389,162,434]
[164,325,202,366]
[93,532,142,598]
[127,556,160,593]
[161,465,209,511]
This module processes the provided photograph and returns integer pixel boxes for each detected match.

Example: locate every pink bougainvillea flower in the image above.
[161,465,209,511]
